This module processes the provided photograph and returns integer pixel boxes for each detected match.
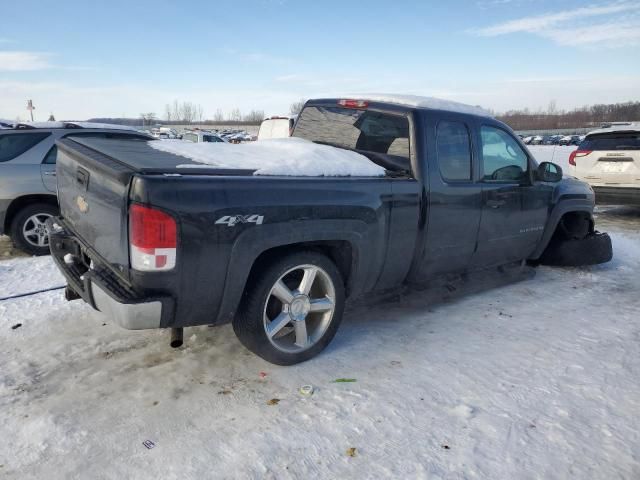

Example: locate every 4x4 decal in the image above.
[215,214,264,227]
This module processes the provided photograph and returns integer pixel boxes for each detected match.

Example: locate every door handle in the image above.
[43,171,57,176]
[487,199,506,208]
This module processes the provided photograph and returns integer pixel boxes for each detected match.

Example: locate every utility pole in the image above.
[27,99,35,121]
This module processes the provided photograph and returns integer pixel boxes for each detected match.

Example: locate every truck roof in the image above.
[1,120,142,132]
[324,94,492,117]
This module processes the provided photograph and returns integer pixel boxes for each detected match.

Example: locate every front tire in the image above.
[540,232,613,266]
[233,251,345,365]
[10,203,58,256]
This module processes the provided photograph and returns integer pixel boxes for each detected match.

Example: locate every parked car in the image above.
[559,135,581,146]
[258,116,298,140]
[182,131,227,143]
[543,135,563,145]
[47,95,611,365]
[522,136,534,145]
[530,135,544,145]
[0,121,152,255]
[569,123,640,205]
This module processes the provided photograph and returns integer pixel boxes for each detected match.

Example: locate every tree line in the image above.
[162,100,265,124]
[89,99,639,130]
[495,101,640,131]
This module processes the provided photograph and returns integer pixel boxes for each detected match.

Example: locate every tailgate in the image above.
[56,138,135,275]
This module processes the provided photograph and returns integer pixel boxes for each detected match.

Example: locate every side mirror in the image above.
[536,162,563,182]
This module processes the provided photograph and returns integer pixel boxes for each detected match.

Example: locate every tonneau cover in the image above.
[56,137,256,179]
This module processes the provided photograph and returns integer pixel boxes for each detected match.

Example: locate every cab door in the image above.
[416,114,483,280]
[40,145,58,192]
[472,124,549,267]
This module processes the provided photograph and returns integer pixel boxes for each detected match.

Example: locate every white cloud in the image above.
[543,20,640,47]
[470,2,640,47]
[0,51,51,71]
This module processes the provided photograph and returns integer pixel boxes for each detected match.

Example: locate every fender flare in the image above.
[530,199,594,260]
[214,219,375,324]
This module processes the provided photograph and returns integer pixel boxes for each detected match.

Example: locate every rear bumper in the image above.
[46,217,174,330]
[593,186,640,206]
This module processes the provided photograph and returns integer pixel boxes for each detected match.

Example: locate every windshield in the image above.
[293,106,411,172]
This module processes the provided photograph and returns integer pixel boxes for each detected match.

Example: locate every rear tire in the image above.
[9,203,58,256]
[233,251,345,365]
[539,232,613,267]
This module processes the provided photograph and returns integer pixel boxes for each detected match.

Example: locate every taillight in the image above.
[338,99,369,109]
[129,204,177,271]
[568,150,592,166]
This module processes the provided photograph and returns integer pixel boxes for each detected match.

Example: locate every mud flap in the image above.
[539,232,613,267]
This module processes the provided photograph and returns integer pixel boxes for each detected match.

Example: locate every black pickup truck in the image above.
[47,96,612,365]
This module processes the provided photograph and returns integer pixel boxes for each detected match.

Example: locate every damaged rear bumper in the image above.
[46,217,173,330]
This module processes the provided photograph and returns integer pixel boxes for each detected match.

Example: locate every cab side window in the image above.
[436,121,472,181]
[480,126,528,182]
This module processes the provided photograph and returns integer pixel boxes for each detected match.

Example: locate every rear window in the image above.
[293,106,411,172]
[436,121,472,181]
[580,133,640,150]
[0,132,51,162]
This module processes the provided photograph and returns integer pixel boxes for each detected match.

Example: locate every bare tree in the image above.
[243,109,265,123]
[164,104,173,122]
[171,100,180,122]
[194,104,204,123]
[289,99,306,115]
[228,108,242,122]
[140,112,156,127]
[213,109,224,122]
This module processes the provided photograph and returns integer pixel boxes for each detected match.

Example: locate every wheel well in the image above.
[4,195,58,234]
[553,211,594,241]
[246,241,355,296]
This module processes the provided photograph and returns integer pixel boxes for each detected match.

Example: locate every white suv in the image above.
[569,123,640,206]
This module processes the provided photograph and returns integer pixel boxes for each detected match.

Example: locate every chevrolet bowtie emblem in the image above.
[76,195,89,213]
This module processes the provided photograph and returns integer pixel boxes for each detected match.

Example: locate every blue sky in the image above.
[1,0,639,120]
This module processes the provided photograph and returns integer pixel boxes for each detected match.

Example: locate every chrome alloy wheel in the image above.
[22,213,53,248]
[263,264,336,353]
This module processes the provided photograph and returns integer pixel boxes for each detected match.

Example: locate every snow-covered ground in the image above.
[1,209,639,479]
